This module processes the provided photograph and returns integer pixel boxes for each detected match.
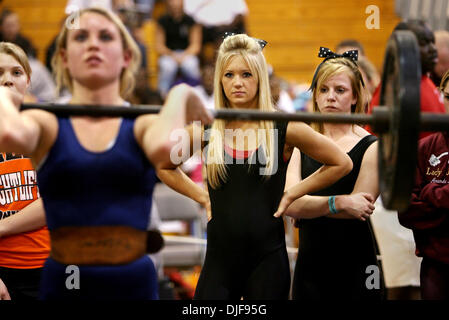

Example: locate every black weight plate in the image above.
[379,30,420,211]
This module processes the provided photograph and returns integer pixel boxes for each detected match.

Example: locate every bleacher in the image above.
[1,0,401,87]
[246,0,400,83]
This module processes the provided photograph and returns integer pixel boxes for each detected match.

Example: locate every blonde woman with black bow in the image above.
[282,48,384,300]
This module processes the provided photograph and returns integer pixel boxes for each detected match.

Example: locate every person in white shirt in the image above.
[183,0,248,49]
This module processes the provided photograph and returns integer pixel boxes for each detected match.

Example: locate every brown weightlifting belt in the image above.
[50,226,147,265]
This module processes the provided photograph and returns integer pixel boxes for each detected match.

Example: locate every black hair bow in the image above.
[318,47,359,62]
[222,32,268,50]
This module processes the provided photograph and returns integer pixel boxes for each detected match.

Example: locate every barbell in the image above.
[19,31,445,211]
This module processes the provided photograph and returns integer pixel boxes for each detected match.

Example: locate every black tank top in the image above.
[298,134,379,260]
[301,135,377,196]
[205,121,289,257]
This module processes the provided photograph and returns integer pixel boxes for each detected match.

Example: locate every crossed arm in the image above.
[0,198,47,301]
[0,88,51,239]
[274,121,354,217]
[281,138,379,221]
[0,199,46,239]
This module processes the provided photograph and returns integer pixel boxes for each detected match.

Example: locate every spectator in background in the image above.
[183,0,248,62]
[155,0,201,97]
[397,69,449,300]
[0,9,56,102]
[65,0,113,13]
[368,20,445,140]
[129,68,163,105]
[1,10,57,103]
[27,57,56,103]
[45,17,66,75]
[356,57,379,94]
[357,57,380,111]
[66,0,149,13]
[290,83,313,113]
[431,30,449,87]
[0,9,37,58]
[192,62,215,110]
[335,39,365,57]
[116,2,149,70]
[134,0,156,21]
[45,37,57,75]
[269,71,294,113]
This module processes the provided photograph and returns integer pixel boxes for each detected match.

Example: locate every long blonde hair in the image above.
[311,57,366,133]
[206,34,276,188]
[51,7,141,98]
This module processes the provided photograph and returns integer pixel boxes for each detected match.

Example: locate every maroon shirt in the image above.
[398,132,449,264]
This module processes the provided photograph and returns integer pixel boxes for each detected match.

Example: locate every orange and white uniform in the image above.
[0,152,49,269]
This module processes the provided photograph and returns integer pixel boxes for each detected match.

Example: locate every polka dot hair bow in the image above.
[318,47,359,62]
[222,32,268,50]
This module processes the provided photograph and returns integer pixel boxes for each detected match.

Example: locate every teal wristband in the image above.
[328,196,338,214]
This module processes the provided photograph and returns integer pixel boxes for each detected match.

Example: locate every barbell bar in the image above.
[18,31,439,211]
[19,103,449,131]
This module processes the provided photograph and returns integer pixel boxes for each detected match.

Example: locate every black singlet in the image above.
[194,121,291,299]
